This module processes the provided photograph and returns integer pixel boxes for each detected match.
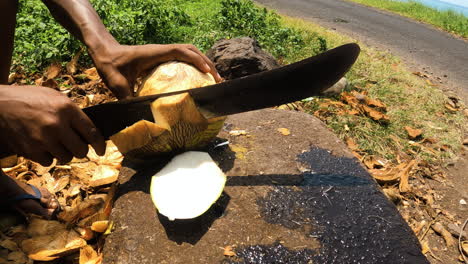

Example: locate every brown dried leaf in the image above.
[361,105,390,122]
[277,128,291,136]
[223,245,236,257]
[74,227,94,241]
[89,165,119,187]
[404,126,423,139]
[382,187,401,204]
[367,98,386,109]
[347,109,359,115]
[7,251,28,264]
[79,245,102,264]
[41,79,59,89]
[45,62,62,80]
[345,137,359,151]
[431,222,455,247]
[0,239,19,251]
[66,50,82,75]
[21,229,86,261]
[57,198,104,224]
[363,156,386,169]
[27,217,66,237]
[399,160,417,193]
[444,103,458,112]
[462,241,468,256]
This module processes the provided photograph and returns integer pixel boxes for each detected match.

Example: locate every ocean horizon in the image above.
[399,0,468,16]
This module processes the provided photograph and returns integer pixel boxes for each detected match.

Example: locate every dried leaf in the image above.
[79,245,102,264]
[431,222,455,247]
[21,229,86,261]
[58,198,104,224]
[229,130,247,136]
[363,156,386,169]
[367,98,386,109]
[8,73,16,84]
[277,128,290,136]
[27,217,66,237]
[84,68,100,81]
[361,105,390,122]
[7,251,28,264]
[462,241,468,256]
[45,62,62,80]
[345,137,359,151]
[223,245,236,257]
[53,176,70,193]
[41,79,59,89]
[89,165,119,187]
[74,227,94,241]
[444,103,458,112]
[382,187,401,204]
[0,240,19,251]
[404,126,423,139]
[399,160,417,193]
[66,50,82,75]
[91,221,109,233]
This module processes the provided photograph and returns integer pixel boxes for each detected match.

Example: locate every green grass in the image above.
[345,0,468,38]
[279,15,465,162]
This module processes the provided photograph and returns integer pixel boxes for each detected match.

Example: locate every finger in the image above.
[59,128,89,159]
[101,68,133,100]
[44,140,73,164]
[186,46,222,82]
[27,151,54,167]
[70,107,106,156]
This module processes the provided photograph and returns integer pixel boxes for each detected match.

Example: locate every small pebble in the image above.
[460,199,467,205]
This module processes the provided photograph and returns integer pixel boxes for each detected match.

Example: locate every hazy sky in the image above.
[439,0,468,8]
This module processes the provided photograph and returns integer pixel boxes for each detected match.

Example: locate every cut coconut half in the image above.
[150,151,226,221]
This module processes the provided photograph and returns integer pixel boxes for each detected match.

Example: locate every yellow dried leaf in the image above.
[229,130,247,136]
[462,241,468,256]
[84,68,100,81]
[363,156,386,169]
[277,128,291,136]
[223,245,236,257]
[404,126,423,139]
[80,245,102,264]
[91,221,109,233]
[66,50,81,75]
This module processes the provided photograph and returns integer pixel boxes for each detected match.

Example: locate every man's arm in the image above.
[0,0,18,84]
[41,0,222,99]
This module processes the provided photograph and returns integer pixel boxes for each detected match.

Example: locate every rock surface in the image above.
[206,37,280,80]
[103,109,427,264]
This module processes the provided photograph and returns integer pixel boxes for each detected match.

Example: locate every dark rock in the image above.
[206,37,280,80]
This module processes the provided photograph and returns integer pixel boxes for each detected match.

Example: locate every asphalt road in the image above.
[255,0,468,100]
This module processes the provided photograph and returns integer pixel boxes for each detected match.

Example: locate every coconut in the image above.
[110,62,226,160]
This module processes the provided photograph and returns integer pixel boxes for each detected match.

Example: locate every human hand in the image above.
[91,44,222,99]
[0,85,106,165]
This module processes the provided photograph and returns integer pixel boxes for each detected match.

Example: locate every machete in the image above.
[83,43,360,139]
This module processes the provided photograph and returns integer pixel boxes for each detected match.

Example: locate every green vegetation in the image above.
[345,0,468,38]
[12,0,464,163]
[14,0,325,71]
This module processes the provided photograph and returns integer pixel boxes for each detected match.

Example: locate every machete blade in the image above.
[83,43,360,139]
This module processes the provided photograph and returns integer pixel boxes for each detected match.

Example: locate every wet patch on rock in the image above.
[256,147,428,264]
[225,243,315,264]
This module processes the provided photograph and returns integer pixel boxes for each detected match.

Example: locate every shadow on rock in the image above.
[157,192,231,245]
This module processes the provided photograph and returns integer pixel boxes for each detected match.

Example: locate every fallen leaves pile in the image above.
[296,88,467,262]
[2,60,124,263]
[1,142,122,263]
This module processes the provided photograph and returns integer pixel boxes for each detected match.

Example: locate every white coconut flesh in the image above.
[150,151,226,221]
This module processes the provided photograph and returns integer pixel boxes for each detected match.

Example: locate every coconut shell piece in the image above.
[110,62,226,160]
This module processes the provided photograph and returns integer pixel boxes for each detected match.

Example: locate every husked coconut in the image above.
[150,151,226,220]
[110,62,225,160]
